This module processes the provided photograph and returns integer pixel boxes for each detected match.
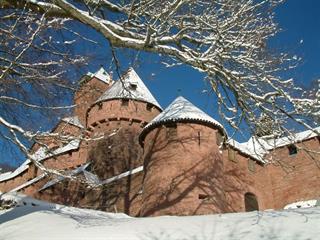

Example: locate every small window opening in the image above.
[216,131,223,146]
[288,144,298,155]
[146,103,153,111]
[244,192,259,211]
[122,99,129,106]
[248,159,256,172]
[198,194,209,200]
[129,83,137,90]
[228,147,237,162]
[85,164,92,172]
[166,123,177,139]
[98,102,103,110]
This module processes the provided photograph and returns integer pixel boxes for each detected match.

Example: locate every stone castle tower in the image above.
[0,67,319,216]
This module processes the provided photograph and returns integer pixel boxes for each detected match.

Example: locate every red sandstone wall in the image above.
[87,99,161,127]
[221,147,274,212]
[141,123,226,216]
[86,99,161,179]
[265,137,320,209]
[74,77,110,125]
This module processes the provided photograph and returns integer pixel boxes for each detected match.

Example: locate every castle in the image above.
[0,67,319,217]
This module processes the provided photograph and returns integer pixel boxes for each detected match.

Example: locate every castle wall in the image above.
[221,148,274,212]
[86,99,161,179]
[265,137,320,209]
[87,99,160,127]
[0,121,82,193]
[74,77,110,125]
[141,123,226,216]
[32,170,144,216]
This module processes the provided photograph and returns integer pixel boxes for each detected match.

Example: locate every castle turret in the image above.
[85,68,161,214]
[74,67,112,125]
[86,68,161,176]
[139,96,227,216]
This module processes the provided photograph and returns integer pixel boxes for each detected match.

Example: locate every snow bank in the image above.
[1,193,320,240]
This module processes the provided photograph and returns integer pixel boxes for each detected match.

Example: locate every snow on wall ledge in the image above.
[1,193,320,240]
[227,126,320,163]
[0,139,80,182]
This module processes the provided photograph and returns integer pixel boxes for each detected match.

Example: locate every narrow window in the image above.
[166,123,177,139]
[198,194,209,200]
[228,147,237,162]
[248,159,256,172]
[216,131,223,146]
[122,99,129,106]
[129,83,137,90]
[244,192,259,211]
[98,102,103,110]
[146,103,153,111]
[288,144,298,155]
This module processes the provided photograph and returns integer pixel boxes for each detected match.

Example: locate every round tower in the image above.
[139,96,227,216]
[86,68,162,179]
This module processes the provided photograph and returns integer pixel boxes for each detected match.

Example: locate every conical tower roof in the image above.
[140,96,226,142]
[96,68,161,109]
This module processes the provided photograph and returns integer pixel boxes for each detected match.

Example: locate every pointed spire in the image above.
[87,67,112,84]
[96,68,161,109]
[141,96,225,139]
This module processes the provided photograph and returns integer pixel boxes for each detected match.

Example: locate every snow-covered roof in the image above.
[1,193,320,240]
[96,68,161,109]
[40,165,144,190]
[87,67,112,84]
[140,96,225,141]
[0,139,80,183]
[227,126,320,163]
[61,116,84,129]
[38,163,90,192]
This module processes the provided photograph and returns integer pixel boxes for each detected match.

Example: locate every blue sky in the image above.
[126,1,320,139]
[1,1,320,168]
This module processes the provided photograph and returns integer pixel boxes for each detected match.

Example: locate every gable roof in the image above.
[61,116,84,129]
[95,68,161,109]
[140,96,225,142]
[87,67,112,84]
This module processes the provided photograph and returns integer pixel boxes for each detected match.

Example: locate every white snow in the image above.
[227,126,320,163]
[96,68,162,109]
[284,199,320,209]
[1,193,320,240]
[41,165,144,190]
[38,163,90,192]
[143,96,226,136]
[87,67,113,84]
[61,116,84,128]
[0,140,80,183]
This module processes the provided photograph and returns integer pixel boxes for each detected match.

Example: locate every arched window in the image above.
[244,192,259,211]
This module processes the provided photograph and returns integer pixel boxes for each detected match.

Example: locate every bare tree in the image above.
[0,0,319,172]
[0,3,91,174]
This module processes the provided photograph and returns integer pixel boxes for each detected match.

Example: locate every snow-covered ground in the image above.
[1,193,320,240]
